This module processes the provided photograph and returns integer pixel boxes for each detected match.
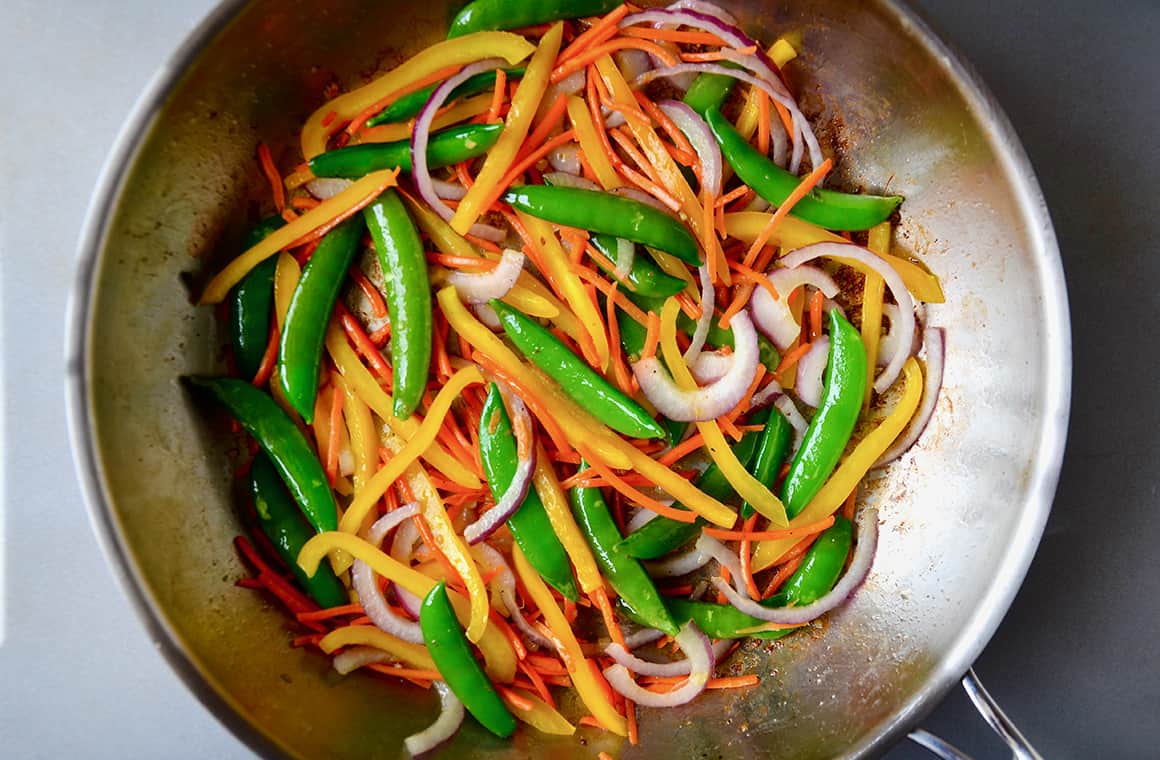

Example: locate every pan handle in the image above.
[907,669,1044,760]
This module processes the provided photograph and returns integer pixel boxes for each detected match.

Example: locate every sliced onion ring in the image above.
[750,265,840,350]
[781,243,916,393]
[404,682,465,756]
[645,541,710,578]
[683,264,716,364]
[690,350,733,385]
[658,100,723,196]
[332,645,394,675]
[446,249,525,304]
[605,637,733,677]
[352,503,423,644]
[875,327,945,467]
[306,177,353,200]
[612,236,635,280]
[463,393,536,544]
[774,394,809,454]
[795,336,829,408]
[547,142,582,175]
[711,508,879,626]
[470,543,552,650]
[749,378,784,408]
[695,533,747,594]
[632,310,760,422]
[542,171,600,191]
[604,622,714,708]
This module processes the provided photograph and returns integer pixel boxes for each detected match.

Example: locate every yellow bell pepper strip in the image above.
[272,252,301,331]
[335,374,377,495]
[511,545,627,737]
[338,366,484,535]
[300,32,535,159]
[566,94,621,190]
[451,23,563,235]
[399,190,559,319]
[724,211,946,304]
[531,443,604,595]
[593,55,730,287]
[438,286,737,526]
[319,625,437,671]
[734,40,799,141]
[298,532,517,681]
[352,94,495,146]
[752,357,923,570]
[861,223,890,410]
[501,687,576,736]
[200,169,399,304]
[515,211,611,369]
[324,322,481,489]
[658,297,788,526]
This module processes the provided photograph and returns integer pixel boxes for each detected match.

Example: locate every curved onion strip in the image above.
[610,185,680,218]
[446,249,525,304]
[605,638,732,677]
[604,622,713,707]
[669,0,739,25]
[645,542,711,578]
[876,303,922,368]
[352,503,423,644]
[306,177,353,200]
[556,68,587,96]
[774,394,808,454]
[622,627,667,650]
[875,327,945,467]
[615,48,654,83]
[404,682,465,756]
[542,171,600,191]
[470,543,552,650]
[632,310,759,422]
[390,520,422,618]
[781,243,916,392]
[691,350,733,385]
[658,100,723,196]
[626,507,660,534]
[750,266,840,350]
[430,178,467,201]
[472,303,502,330]
[711,508,879,625]
[795,336,829,408]
[613,237,635,280]
[412,59,505,234]
[332,646,394,675]
[548,143,582,175]
[695,533,747,594]
[749,378,784,408]
[683,264,716,364]
[463,394,536,544]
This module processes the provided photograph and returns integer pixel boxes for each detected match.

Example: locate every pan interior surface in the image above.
[71,0,1068,757]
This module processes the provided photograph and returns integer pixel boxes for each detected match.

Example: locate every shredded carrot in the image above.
[495,129,577,200]
[841,484,858,521]
[774,340,813,382]
[555,5,632,66]
[486,69,508,124]
[498,685,536,712]
[620,27,728,46]
[573,266,649,326]
[577,452,698,523]
[605,283,634,395]
[608,126,663,186]
[365,664,443,684]
[809,288,825,341]
[553,38,678,83]
[339,306,393,383]
[641,310,661,361]
[708,675,760,690]
[325,378,344,485]
[518,659,555,706]
[739,513,762,600]
[626,697,639,745]
[590,587,626,648]
[682,46,756,62]
[762,552,807,597]
[616,163,683,212]
[728,259,781,303]
[251,321,280,387]
[350,267,387,320]
[296,604,364,623]
[344,63,463,138]
[743,158,834,269]
[756,92,772,156]
[471,352,575,458]
[257,143,286,213]
[516,92,570,164]
[289,195,320,211]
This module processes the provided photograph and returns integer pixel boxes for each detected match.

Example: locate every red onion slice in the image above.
[463,394,536,544]
[446,248,525,304]
[645,541,711,578]
[875,327,945,467]
[605,637,733,677]
[684,264,715,364]
[695,533,747,594]
[749,378,783,408]
[470,543,552,650]
[547,143,582,175]
[690,350,733,385]
[404,681,465,756]
[306,177,354,200]
[430,178,467,201]
[332,646,394,675]
[774,394,808,454]
[668,0,738,25]
[612,236,635,280]
[471,302,502,330]
[632,310,759,422]
[412,59,506,240]
[795,336,829,408]
[750,265,840,350]
[626,506,661,533]
[390,519,422,617]
[352,503,424,644]
[711,508,879,626]
[555,68,587,97]
[622,627,667,650]
[658,100,723,196]
[604,622,714,707]
[781,243,916,393]
[615,48,654,83]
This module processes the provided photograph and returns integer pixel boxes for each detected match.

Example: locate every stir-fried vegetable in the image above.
[188,1,947,753]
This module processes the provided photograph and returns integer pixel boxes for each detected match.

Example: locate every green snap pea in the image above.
[741,409,793,519]
[228,216,285,380]
[250,453,347,608]
[589,234,686,298]
[308,123,503,179]
[705,107,902,231]
[448,0,621,38]
[419,582,517,738]
[187,377,337,532]
[368,70,524,126]
[278,216,365,421]
[489,300,665,440]
[479,384,579,601]
[502,185,702,265]
[683,71,737,116]
[781,309,867,518]
[364,188,432,419]
[570,471,679,636]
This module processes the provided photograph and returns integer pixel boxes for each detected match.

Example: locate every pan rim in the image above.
[64,1,1071,757]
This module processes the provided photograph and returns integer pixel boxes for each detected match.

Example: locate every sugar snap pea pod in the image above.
[705,107,902,231]
[368,69,524,126]
[420,582,517,738]
[228,216,285,380]
[479,384,579,600]
[278,216,365,421]
[589,234,686,298]
[741,409,793,519]
[363,188,432,419]
[502,185,702,265]
[570,471,679,636]
[683,70,737,116]
[781,310,867,518]
[448,0,621,38]
[308,123,503,178]
[616,409,768,560]
[250,453,347,608]
[489,300,665,439]
[187,376,337,532]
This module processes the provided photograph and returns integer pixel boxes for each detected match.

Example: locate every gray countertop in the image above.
[1,1,1157,757]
